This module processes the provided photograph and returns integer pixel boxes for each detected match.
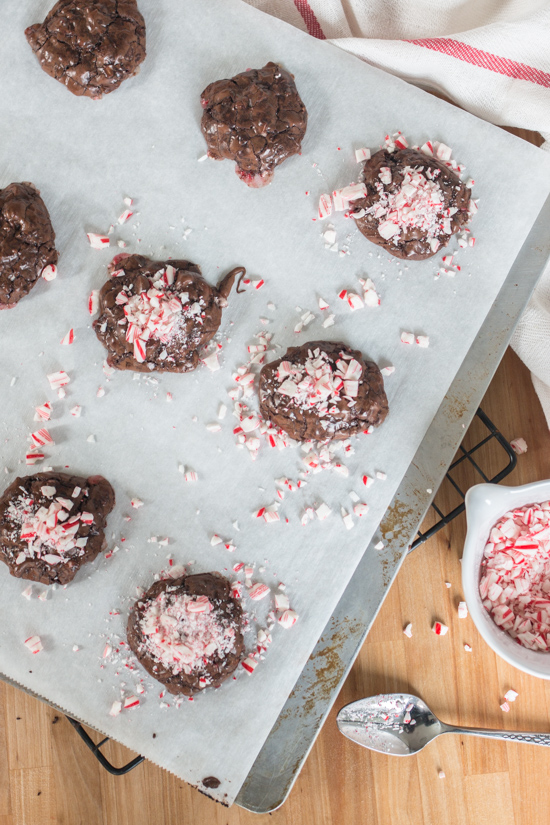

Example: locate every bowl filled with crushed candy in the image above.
[462,480,550,679]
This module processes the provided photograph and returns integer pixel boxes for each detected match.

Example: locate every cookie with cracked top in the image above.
[259,340,388,442]
[351,148,471,260]
[0,182,58,310]
[127,572,245,696]
[93,254,246,372]
[0,472,115,585]
[200,62,308,188]
[25,0,146,99]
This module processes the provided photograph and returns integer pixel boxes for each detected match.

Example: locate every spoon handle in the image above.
[447,724,550,747]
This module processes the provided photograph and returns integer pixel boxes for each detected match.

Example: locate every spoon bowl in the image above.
[337,693,550,755]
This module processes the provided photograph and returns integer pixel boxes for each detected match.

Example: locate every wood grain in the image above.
[1,129,549,824]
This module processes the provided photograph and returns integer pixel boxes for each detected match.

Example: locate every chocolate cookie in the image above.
[0,182,58,310]
[0,472,115,585]
[200,62,308,188]
[351,148,471,260]
[25,0,146,99]
[259,341,388,442]
[127,573,244,696]
[93,255,245,372]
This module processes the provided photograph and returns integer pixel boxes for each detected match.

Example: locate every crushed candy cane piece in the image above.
[458,601,468,619]
[504,689,518,702]
[118,209,133,225]
[318,194,332,219]
[374,541,384,550]
[464,644,472,652]
[21,585,33,600]
[60,329,74,345]
[31,428,54,447]
[87,233,110,249]
[123,695,140,709]
[210,535,223,546]
[316,502,332,521]
[432,621,448,636]
[96,386,105,398]
[278,609,299,629]
[400,331,415,345]
[248,583,270,601]
[510,438,528,455]
[47,370,70,390]
[70,405,81,417]
[131,498,144,509]
[438,771,446,780]
[24,635,43,654]
[109,701,122,717]
[376,471,387,481]
[416,335,430,348]
[88,290,99,315]
[403,623,413,638]
[381,365,395,376]
[355,147,371,163]
[500,701,510,712]
[202,352,220,371]
[318,297,329,310]
[362,475,374,488]
[35,402,52,421]
[242,656,258,674]
[41,264,57,281]
[184,470,198,482]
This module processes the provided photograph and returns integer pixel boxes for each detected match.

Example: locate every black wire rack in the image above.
[64,406,516,775]
[410,407,516,551]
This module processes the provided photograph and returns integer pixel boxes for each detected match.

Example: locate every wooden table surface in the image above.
[1,131,549,825]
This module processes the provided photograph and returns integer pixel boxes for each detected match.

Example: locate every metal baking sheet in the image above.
[1,0,550,806]
[237,194,550,812]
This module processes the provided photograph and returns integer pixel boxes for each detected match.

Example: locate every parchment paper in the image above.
[1,0,550,806]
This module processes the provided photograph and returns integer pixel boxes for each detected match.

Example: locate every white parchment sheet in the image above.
[1,0,550,806]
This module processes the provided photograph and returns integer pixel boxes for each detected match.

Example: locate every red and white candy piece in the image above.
[248,582,270,601]
[278,609,299,629]
[403,623,413,638]
[118,209,133,225]
[355,147,371,163]
[35,402,52,421]
[318,194,332,220]
[60,329,74,345]
[432,621,449,636]
[457,601,468,619]
[41,264,57,281]
[400,331,415,345]
[31,428,54,447]
[109,701,122,717]
[510,438,528,455]
[70,405,81,417]
[416,335,430,348]
[504,689,518,703]
[88,289,99,315]
[241,656,258,674]
[24,635,43,654]
[87,233,110,249]
[47,370,70,390]
[131,498,144,509]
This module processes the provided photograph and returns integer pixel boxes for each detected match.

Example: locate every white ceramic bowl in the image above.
[462,479,550,679]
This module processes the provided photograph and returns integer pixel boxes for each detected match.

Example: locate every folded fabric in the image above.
[242,0,550,426]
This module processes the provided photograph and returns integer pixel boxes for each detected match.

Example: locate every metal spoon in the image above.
[337,693,550,755]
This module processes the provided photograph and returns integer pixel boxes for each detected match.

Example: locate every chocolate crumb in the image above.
[202,776,221,789]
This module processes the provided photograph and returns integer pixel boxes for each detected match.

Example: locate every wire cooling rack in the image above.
[64,406,517,774]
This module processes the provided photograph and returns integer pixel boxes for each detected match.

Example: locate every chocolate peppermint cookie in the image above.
[0,472,115,585]
[0,182,58,310]
[259,340,388,442]
[93,255,245,372]
[127,573,244,696]
[200,62,308,188]
[351,148,471,260]
[25,0,146,99]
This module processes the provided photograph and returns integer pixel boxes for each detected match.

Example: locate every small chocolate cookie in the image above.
[0,182,58,310]
[0,472,115,585]
[127,573,244,696]
[351,148,471,260]
[259,340,388,442]
[200,62,308,188]
[25,0,146,99]
[93,255,245,372]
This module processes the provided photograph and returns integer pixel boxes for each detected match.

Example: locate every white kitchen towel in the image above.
[243,0,550,427]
